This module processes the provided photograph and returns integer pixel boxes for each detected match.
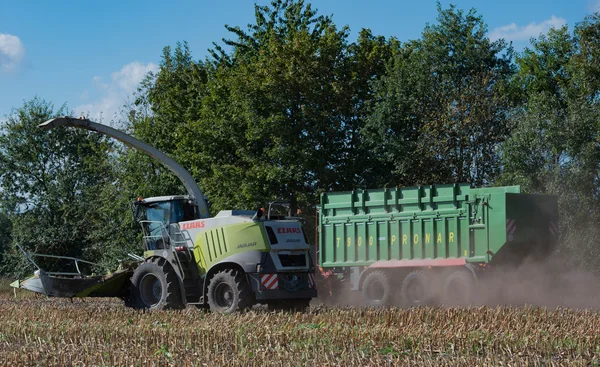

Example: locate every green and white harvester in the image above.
[11,117,317,313]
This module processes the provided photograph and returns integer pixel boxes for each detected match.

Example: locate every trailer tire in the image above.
[361,271,392,307]
[207,269,253,314]
[130,259,184,310]
[400,270,430,307]
[441,269,475,306]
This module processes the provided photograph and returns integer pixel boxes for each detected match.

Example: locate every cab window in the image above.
[171,199,197,223]
[146,201,172,226]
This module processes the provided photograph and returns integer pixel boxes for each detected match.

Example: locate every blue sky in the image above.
[1,0,598,122]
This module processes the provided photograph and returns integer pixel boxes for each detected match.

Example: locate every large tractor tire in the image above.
[130,258,184,310]
[361,270,393,307]
[207,269,253,314]
[400,270,430,307]
[267,299,311,312]
[440,269,475,306]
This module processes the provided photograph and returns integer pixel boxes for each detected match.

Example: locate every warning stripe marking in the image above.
[506,219,517,234]
[308,273,315,289]
[261,274,279,290]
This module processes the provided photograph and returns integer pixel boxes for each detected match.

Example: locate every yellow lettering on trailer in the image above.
[426,233,431,244]
[358,237,362,246]
[336,238,341,247]
[449,232,455,243]
[437,233,442,243]
[369,236,374,246]
[413,234,419,244]
[391,235,396,244]
[402,235,407,245]
[347,237,351,247]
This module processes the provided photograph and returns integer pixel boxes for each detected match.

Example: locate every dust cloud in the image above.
[313,255,600,309]
[474,256,600,309]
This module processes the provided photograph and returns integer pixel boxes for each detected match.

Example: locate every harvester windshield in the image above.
[145,202,171,226]
[134,197,197,250]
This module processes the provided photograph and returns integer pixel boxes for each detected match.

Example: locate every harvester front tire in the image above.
[400,270,430,307]
[207,269,253,314]
[441,269,475,306]
[361,270,392,307]
[130,259,184,310]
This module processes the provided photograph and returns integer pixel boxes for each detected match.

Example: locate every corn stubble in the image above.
[0,291,599,366]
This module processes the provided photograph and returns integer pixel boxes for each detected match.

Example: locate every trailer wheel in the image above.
[207,269,253,314]
[130,259,183,310]
[441,269,475,306]
[361,271,392,307]
[400,270,430,307]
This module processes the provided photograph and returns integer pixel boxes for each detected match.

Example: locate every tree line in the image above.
[1,1,599,275]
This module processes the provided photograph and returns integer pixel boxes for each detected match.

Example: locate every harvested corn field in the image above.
[1,288,600,366]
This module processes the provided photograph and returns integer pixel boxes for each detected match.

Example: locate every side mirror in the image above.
[252,208,263,220]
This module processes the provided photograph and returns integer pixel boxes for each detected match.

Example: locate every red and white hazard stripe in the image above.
[549,221,559,236]
[261,274,279,290]
[307,273,316,289]
[506,219,517,235]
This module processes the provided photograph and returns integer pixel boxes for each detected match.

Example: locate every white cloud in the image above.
[0,33,25,73]
[112,62,155,92]
[74,61,157,122]
[489,16,567,42]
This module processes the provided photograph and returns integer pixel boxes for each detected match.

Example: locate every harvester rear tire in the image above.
[400,270,430,307]
[130,259,184,310]
[440,269,475,306]
[361,270,392,307]
[207,269,253,314]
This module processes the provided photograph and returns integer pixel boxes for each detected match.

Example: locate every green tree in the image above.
[136,0,394,222]
[200,0,352,214]
[0,211,11,266]
[0,98,119,274]
[366,3,514,187]
[333,29,396,189]
[364,39,439,186]
[500,20,600,269]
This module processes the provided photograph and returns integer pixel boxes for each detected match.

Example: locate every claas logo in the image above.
[277,227,302,234]
[181,221,205,230]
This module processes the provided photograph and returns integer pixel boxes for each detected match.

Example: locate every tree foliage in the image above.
[138,0,395,219]
[499,19,600,269]
[0,98,129,274]
[365,4,514,187]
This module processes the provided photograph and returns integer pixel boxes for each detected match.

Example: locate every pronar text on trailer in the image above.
[317,183,558,306]
[11,117,317,313]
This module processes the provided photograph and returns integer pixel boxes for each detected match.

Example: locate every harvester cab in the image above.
[11,116,317,313]
[132,195,197,250]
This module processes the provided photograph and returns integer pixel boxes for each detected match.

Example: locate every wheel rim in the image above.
[367,280,385,303]
[407,278,425,304]
[140,273,162,307]
[214,282,235,309]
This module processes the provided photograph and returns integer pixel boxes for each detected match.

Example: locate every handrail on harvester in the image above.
[38,116,210,218]
[16,243,108,276]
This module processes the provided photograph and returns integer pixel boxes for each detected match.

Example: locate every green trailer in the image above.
[318,183,558,306]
